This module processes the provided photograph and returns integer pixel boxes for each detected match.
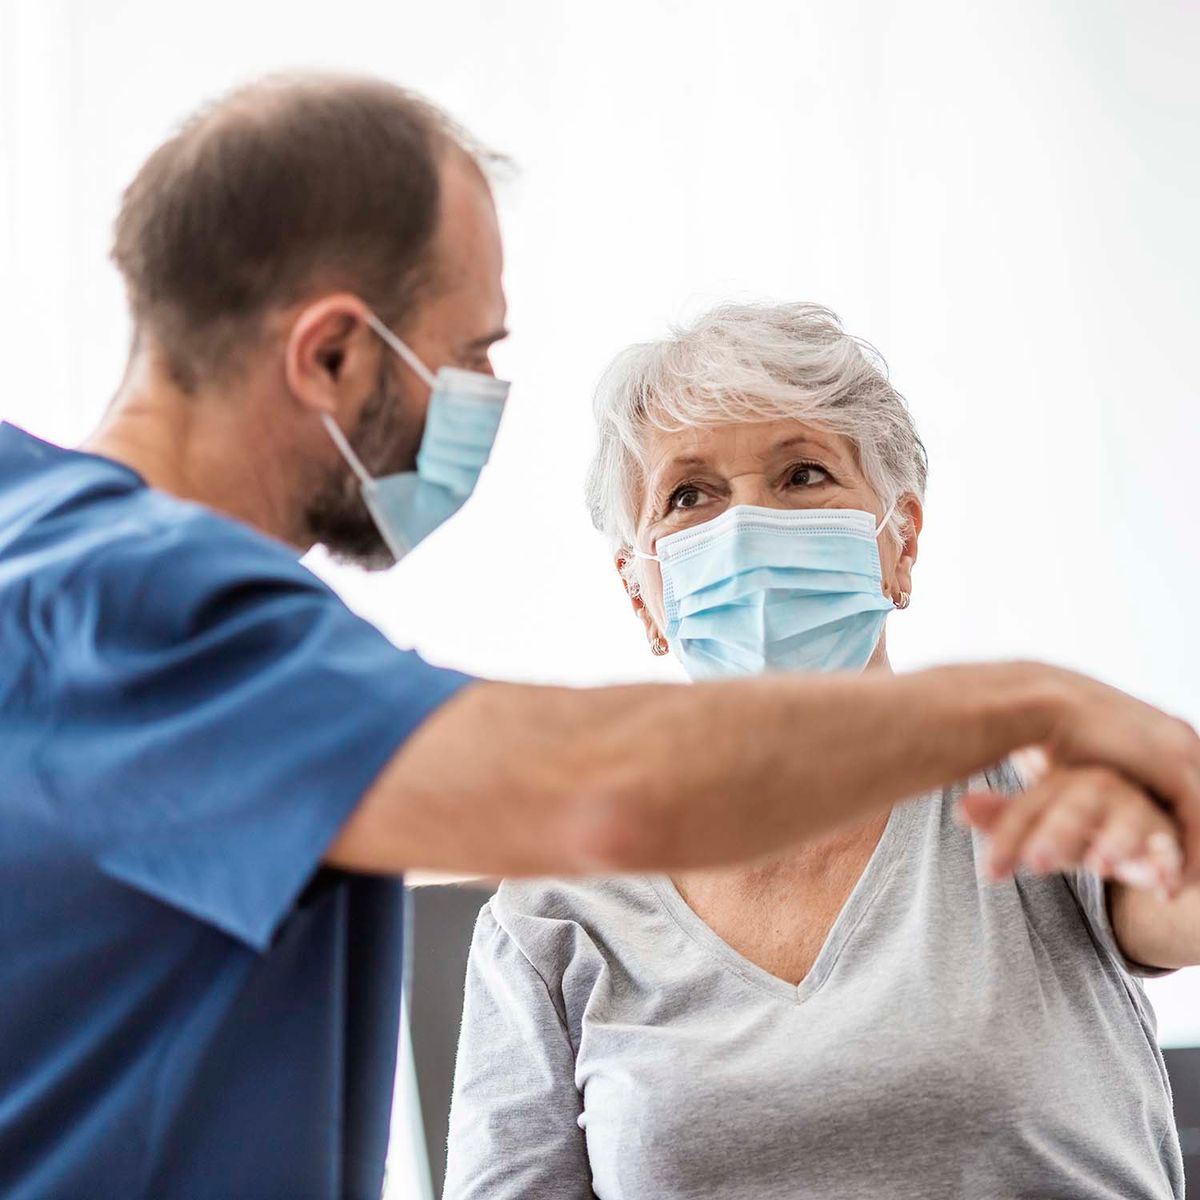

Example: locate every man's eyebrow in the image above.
[462,327,509,351]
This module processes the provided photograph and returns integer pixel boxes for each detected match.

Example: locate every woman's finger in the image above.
[1088,792,1182,896]
[1087,789,1167,875]
[1011,746,1051,788]
[1147,831,1185,898]
[1017,781,1104,874]
[965,767,1185,896]
[958,790,1007,832]
[983,781,1065,881]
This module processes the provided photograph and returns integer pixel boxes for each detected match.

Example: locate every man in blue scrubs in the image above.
[1,74,1198,1199]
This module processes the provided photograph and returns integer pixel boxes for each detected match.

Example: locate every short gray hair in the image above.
[585,301,928,561]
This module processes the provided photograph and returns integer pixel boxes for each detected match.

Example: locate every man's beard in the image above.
[305,366,424,571]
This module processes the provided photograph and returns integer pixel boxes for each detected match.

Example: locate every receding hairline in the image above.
[111,70,504,388]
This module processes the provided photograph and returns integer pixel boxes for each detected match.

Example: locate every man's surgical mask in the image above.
[635,503,898,680]
[322,312,510,562]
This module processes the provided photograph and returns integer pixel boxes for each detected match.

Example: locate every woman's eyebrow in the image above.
[658,453,708,473]
[648,454,711,488]
[772,433,840,457]
[650,435,843,485]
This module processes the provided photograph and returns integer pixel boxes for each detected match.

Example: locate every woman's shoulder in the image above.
[471,877,670,1027]
[491,873,662,933]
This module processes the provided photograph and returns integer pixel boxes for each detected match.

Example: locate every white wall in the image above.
[2,0,1197,1186]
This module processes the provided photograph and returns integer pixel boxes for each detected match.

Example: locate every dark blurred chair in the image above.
[407,881,497,1199]
[1165,1047,1200,1190]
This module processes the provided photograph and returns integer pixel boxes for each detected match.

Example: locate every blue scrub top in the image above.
[0,423,473,1199]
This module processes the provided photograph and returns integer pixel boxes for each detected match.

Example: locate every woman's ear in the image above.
[892,494,924,598]
[616,552,667,655]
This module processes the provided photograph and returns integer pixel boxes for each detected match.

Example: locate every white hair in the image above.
[584,302,928,574]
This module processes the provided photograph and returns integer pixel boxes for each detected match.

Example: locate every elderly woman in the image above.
[443,303,1199,1199]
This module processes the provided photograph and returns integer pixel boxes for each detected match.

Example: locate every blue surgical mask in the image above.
[322,312,510,561]
[636,503,898,679]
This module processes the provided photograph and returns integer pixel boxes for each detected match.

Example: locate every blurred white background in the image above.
[2,0,1197,1191]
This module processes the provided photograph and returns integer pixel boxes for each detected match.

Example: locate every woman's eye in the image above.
[670,485,704,510]
[789,464,830,487]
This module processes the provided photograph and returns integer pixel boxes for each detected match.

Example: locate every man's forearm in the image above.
[571,662,1057,871]
[330,662,1059,876]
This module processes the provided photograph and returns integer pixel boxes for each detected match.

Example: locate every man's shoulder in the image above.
[0,426,304,580]
[0,469,343,672]
[5,466,319,605]
[98,489,313,591]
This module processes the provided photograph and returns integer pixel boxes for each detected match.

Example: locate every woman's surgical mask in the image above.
[635,503,898,679]
[322,311,510,561]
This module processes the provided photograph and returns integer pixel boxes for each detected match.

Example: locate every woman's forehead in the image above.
[642,418,856,476]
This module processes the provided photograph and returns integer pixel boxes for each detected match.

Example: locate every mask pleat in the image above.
[656,505,895,678]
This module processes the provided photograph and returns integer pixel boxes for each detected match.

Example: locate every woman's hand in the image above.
[959,757,1184,898]
[1031,667,1200,881]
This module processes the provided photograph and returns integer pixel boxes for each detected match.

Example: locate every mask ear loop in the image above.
[631,547,660,563]
[875,499,899,538]
[321,414,374,490]
[319,310,441,488]
[363,311,438,389]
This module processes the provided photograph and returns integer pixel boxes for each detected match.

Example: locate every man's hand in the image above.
[959,760,1184,897]
[1028,668,1200,882]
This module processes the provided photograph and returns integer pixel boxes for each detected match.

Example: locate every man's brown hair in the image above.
[112,73,476,390]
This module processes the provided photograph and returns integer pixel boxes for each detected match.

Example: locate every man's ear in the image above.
[283,293,379,419]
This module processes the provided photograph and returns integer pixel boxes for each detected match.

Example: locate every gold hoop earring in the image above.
[651,635,669,656]
[894,591,911,611]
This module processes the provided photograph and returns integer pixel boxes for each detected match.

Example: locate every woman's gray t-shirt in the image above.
[444,764,1183,1200]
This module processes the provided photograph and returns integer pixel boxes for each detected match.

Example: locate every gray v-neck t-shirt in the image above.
[444,764,1183,1199]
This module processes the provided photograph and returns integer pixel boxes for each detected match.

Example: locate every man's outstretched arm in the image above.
[327,661,1200,879]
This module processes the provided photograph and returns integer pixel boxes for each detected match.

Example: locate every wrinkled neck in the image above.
[865,629,894,674]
